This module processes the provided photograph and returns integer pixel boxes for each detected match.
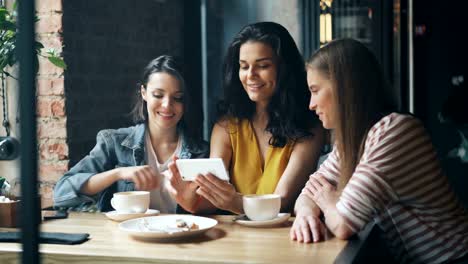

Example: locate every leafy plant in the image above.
[0,2,66,79]
[0,2,66,137]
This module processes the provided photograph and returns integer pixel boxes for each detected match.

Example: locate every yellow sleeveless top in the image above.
[228,118,295,194]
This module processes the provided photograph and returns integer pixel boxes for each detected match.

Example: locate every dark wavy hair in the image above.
[131,55,202,144]
[218,22,320,147]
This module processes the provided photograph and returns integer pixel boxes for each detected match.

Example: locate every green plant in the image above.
[1,2,66,137]
[0,2,66,79]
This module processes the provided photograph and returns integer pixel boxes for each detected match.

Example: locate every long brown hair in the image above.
[218,22,320,147]
[307,39,398,190]
[131,55,203,147]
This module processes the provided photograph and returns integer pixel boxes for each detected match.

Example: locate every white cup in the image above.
[243,194,281,221]
[110,191,150,214]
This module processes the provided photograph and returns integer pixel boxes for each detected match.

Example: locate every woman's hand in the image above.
[117,165,160,191]
[166,156,200,212]
[290,214,328,243]
[301,175,355,240]
[194,173,243,214]
[301,175,339,213]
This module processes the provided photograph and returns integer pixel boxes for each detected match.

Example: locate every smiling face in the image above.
[238,41,278,105]
[141,72,184,131]
[307,68,337,129]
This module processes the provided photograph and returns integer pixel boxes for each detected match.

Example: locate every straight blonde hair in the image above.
[307,39,398,190]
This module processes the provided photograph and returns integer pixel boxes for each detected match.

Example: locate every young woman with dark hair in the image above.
[291,38,468,264]
[168,22,324,214]
[53,55,208,213]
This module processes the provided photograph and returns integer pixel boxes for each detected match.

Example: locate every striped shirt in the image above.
[314,113,468,263]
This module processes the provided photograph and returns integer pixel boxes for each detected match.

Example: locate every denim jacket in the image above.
[53,123,209,212]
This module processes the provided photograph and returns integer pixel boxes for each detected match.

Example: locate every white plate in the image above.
[235,213,291,227]
[105,209,160,222]
[119,215,218,240]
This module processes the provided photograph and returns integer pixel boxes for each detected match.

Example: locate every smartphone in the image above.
[176,158,230,181]
[42,210,68,220]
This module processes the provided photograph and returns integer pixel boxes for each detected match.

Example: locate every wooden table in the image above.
[0,212,353,264]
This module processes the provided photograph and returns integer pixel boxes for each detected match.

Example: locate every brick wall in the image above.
[36,0,67,207]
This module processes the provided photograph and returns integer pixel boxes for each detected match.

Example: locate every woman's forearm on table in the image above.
[322,204,354,239]
[294,194,322,217]
[80,169,120,195]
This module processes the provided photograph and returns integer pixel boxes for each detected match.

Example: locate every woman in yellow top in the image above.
[167,22,324,214]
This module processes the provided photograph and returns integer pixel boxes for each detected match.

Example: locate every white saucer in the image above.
[105,209,160,222]
[234,213,291,227]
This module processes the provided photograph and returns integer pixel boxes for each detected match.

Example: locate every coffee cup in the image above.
[110,191,150,214]
[243,194,281,221]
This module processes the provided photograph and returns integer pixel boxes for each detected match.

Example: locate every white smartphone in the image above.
[176,158,229,181]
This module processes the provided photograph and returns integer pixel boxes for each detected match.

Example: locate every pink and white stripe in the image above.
[311,113,468,264]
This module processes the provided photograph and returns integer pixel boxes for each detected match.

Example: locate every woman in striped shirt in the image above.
[290,38,468,263]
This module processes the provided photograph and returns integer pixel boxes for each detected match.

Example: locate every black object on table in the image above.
[0,231,89,245]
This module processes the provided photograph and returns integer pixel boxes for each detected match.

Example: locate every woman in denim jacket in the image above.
[53,55,208,213]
